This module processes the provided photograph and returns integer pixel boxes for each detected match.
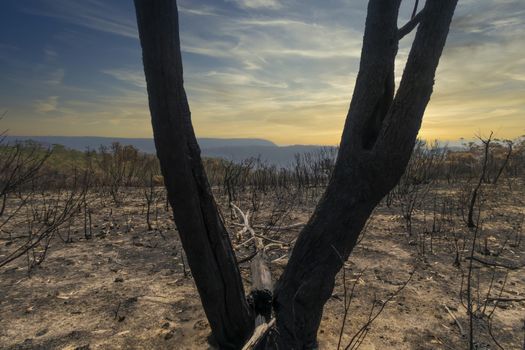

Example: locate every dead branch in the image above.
[466,256,524,270]
[241,318,276,350]
[231,203,273,326]
[443,305,465,337]
[398,10,424,39]
[232,221,305,231]
[486,297,525,302]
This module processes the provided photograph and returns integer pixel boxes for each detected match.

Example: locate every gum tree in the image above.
[134,0,458,348]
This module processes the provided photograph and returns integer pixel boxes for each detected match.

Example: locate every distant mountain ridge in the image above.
[203,145,333,164]
[4,136,276,152]
[4,136,328,165]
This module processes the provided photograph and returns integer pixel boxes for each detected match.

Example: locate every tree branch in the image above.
[411,0,420,19]
[398,10,425,40]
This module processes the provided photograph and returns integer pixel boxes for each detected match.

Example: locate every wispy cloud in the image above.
[44,48,59,62]
[2,0,524,144]
[22,0,137,39]
[228,0,282,10]
[102,69,146,89]
[46,69,65,86]
[178,5,221,17]
[34,96,59,113]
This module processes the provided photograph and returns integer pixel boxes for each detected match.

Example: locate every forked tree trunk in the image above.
[134,0,457,349]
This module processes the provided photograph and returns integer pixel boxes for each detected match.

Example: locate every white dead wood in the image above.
[232,221,305,231]
[231,203,273,327]
[232,203,264,251]
[241,318,276,350]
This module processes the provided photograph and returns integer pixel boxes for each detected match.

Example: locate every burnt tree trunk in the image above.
[134,2,253,349]
[274,0,457,347]
[134,0,457,349]
[467,133,492,228]
[492,141,512,185]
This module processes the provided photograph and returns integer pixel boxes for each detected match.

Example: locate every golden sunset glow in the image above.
[1,0,523,145]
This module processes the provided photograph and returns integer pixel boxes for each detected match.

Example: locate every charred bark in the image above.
[134,0,457,349]
[134,1,253,348]
[467,133,492,228]
[492,141,512,185]
[273,0,458,347]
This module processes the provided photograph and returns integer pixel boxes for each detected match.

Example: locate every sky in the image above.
[0,0,523,146]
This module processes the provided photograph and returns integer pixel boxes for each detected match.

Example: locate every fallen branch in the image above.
[232,222,305,231]
[263,243,286,252]
[443,305,465,337]
[466,256,524,270]
[486,297,525,303]
[255,234,289,246]
[237,250,258,265]
[241,318,276,350]
[235,236,255,249]
[271,254,289,267]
